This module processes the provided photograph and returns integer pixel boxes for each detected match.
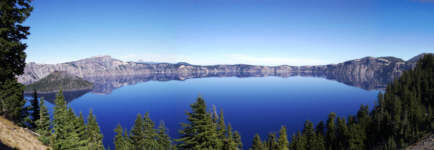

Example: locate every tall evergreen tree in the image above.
[302,120,315,149]
[36,97,51,145]
[277,126,289,150]
[266,132,277,150]
[157,120,172,150]
[315,120,325,136]
[0,0,33,125]
[233,131,242,149]
[250,134,263,150]
[325,112,337,149]
[130,114,144,150]
[123,128,131,150]
[143,112,157,149]
[52,89,69,149]
[76,112,88,149]
[114,123,124,150]
[176,95,219,149]
[87,109,105,150]
[30,88,40,128]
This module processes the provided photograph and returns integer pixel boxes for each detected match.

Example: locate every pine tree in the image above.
[316,120,325,136]
[226,123,237,150]
[114,123,124,150]
[87,109,105,150]
[336,117,348,149]
[325,112,337,149]
[233,131,242,149]
[30,88,40,128]
[176,95,219,149]
[0,0,33,125]
[143,112,157,149]
[130,114,144,149]
[157,120,172,150]
[76,112,88,149]
[123,128,131,150]
[36,97,51,145]
[64,107,80,149]
[250,134,262,150]
[217,108,227,141]
[277,126,289,150]
[302,120,315,149]
[265,132,277,150]
[52,89,69,149]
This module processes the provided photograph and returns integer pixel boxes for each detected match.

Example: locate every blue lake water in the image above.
[25,76,381,149]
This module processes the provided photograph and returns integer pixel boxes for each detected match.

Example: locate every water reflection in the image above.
[26,72,393,104]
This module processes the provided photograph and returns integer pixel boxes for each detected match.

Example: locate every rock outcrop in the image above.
[18,54,429,84]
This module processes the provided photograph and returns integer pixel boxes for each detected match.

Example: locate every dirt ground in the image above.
[406,132,434,150]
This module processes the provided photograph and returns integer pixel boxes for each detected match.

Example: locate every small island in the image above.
[24,71,94,93]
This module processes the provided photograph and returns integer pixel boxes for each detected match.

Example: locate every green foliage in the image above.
[143,112,157,149]
[0,78,27,125]
[325,112,337,149]
[277,126,289,150]
[176,95,219,149]
[157,120,172,150]
[36,97,51,145]
[52,89,69,149]
[254,54,434,150]
[30,88,40,128]
[130,114,144,149]
[265,132,277,150]
[0,0,32,125]
[114,123,124,150]
[250,134,263,150]
[87,109,105,150]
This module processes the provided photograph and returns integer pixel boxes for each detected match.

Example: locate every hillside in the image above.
[0,116,50,150]
[24,71,94,93]
[17,53,432,84]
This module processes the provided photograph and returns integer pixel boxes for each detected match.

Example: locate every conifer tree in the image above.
[64,107,80,149]
[302,120,315,149]
[217,108,227,140]
[52,89,68,149]
[130,114,144,149]
[325,112,337,149]
[176,95,219,149]
[0,0,33,125]
[114,123,124,150]
[157,120,172,150]
[36,97,51,145]
[87,109,105,150]
[123,128,131,150]
[76,112,89,149]
[316,120,325,136]
[225,123,238,150]
[251,134,263,150]
[265,132,277,150]
[143,112,157,149]
[277,126,289,150]
[233,131,242,149]
[29,88,40,128]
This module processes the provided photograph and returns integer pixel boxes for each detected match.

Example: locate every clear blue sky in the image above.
[23,0,434,66]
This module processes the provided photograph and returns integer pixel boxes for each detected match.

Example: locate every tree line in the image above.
[250,54,434,150]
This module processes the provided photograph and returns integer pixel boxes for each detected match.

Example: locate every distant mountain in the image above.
[18,53,431,84]
[24,70,94,93]
[407,53,432,63]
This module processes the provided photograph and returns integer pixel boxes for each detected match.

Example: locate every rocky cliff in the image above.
[17,54,430,84]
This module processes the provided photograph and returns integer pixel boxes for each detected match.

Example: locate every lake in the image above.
[25,73,386,149]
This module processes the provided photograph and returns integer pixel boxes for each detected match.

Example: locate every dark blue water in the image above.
[26,76,380,149]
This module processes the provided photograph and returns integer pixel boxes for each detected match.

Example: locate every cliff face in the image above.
[18,54,427,84]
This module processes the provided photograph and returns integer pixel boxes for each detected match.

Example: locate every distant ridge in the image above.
[18,53,430,84]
